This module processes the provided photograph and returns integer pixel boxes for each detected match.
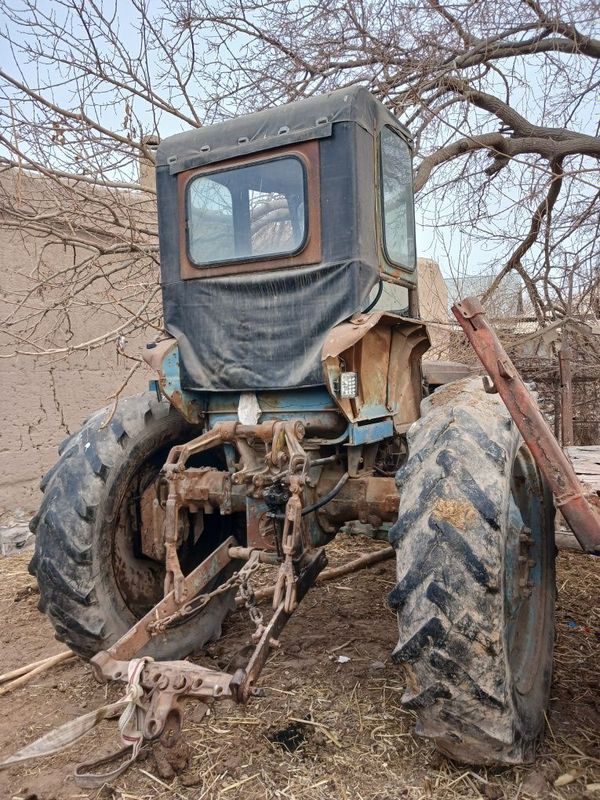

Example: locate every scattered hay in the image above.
[0,538,598,799]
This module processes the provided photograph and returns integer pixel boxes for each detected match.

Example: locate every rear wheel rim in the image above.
[505,444,551,696]
[111,444,243,619]
[113,457,166,618]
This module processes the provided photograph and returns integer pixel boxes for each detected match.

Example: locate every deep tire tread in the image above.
[29,392,199,659]
[390,378,554,765]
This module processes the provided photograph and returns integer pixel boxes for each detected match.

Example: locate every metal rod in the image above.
[308,455,338,466]
[228,547,280,564]
[230,547,328,703]
[452,296,600,554]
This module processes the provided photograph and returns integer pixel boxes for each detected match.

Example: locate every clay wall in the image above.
[0,179,149,515]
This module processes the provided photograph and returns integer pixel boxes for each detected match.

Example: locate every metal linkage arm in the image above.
[230,547,327,703]
[89,546,327,745]
[453,296,600,554]
[94,536,237,662]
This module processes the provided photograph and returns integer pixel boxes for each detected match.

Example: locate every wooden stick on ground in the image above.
[0,652,75,685]
[0,651,75,696]
[235,528,584,611]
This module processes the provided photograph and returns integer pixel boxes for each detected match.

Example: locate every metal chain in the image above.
[237,551,264,631]
[273,476,304,614]
[148,552,263,633]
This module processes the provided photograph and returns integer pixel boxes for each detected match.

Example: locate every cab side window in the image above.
[380,127,416,270]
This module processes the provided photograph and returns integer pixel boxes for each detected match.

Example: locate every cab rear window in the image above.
[186,156,307,266]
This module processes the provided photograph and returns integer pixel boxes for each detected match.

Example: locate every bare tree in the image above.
[0,0,211,361]
[0,0,598,367]
[175,0,600,321]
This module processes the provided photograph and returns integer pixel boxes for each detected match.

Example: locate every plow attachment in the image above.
[90,543,328,739]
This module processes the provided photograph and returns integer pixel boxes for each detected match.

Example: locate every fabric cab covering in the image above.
[156,86,413,391]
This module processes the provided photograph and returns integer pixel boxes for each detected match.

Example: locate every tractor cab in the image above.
[153,86,420,405]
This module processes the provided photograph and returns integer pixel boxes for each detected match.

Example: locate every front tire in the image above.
[389,378,555,764]
[29,393,243,660]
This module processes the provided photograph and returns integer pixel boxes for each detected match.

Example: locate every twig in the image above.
[0,653,70,684]
[99,361,142,429]
[138,768,188,799]
[327,638,356,654]
[0,651,75,696]
[236,546,394,607]
[221,772,261,793]
[288,717,342,748]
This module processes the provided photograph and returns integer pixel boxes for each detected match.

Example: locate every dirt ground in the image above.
[0,535,598,800]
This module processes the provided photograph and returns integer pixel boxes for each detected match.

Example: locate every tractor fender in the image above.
[142,337,205,424]
[322,312,430,432]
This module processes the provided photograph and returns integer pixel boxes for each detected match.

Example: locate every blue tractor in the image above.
[30,87,557,764]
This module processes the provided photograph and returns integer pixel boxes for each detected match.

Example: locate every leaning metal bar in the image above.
[452,296,600,554]
[230,547,328,703]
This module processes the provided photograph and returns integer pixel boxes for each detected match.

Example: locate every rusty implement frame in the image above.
[90,545,327,745]
[453,296,600,554]
[98,536,238,661]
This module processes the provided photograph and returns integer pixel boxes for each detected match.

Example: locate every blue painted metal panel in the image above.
[205,387,337,414]
[155,342,345,432]
[205,387,341,428]
[348,418,394,446]
[157,344,205,421]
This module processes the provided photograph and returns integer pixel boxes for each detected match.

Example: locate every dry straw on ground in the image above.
[0,536,598,800]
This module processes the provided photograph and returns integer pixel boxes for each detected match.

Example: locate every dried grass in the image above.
[0,538,599,800]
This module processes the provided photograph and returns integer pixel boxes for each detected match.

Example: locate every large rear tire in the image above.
[389,378,555,764]
[29,393,243,660]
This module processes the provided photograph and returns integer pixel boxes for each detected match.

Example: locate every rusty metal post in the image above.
[558,329,574,446]
[452,296,600,554]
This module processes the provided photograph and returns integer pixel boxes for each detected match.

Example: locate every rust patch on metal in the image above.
[427,378,489,408]
[322,312,429,428]
[140,484,165,562]
[316,475,399,528]
[142,337,176,370]
[422,360,476,387]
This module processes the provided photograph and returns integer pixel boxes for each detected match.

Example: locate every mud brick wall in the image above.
[0,224,148,515]
[416,257,449,358]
